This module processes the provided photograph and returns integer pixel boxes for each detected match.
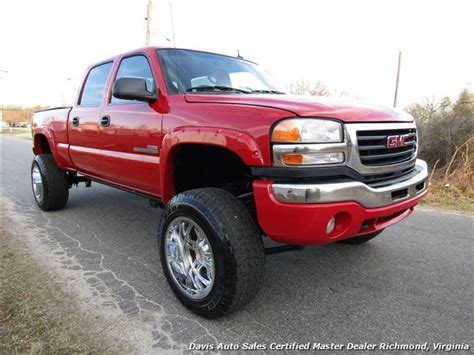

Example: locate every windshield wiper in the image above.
[186,85,251,94]
[250,89,285,94]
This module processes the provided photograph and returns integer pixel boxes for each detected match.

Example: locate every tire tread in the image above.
[33,154,69,211]
[159,188,264,318]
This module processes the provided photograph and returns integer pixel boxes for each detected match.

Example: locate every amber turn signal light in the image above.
[271,121,300,142]
[281,153,304,165]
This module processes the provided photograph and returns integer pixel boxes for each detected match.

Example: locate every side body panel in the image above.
[99,103,162,194]
[67,106,103,175]
[32,107,74,170]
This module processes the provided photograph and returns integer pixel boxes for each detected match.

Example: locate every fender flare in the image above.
[32,128,73,170]
[160,126,264,203]
[33,128,57,157]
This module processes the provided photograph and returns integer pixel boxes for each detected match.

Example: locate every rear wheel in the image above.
[158,188,265,318]
[31,154,69,211]
[340,230,384,245]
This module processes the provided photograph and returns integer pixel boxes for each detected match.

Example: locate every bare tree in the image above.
[405,89,474,168]
[287,80,330,96]
[3,105,50,125]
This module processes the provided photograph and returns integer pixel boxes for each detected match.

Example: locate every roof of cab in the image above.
[90,46,256,68]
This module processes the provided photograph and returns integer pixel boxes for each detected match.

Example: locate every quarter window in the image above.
[80,62,113,106]
[111,55,154,104]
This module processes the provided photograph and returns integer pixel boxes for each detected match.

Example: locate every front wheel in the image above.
[31,154,69,211]
[340,230,384,245]
[158,188,265,318]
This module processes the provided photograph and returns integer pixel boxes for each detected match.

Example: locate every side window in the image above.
[111,55,154,104]
[80,62,113,106]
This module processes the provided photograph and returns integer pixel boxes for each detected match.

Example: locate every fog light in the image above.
[326,217,336,235]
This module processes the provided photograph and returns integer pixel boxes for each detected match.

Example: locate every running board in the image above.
[265,244,305,255]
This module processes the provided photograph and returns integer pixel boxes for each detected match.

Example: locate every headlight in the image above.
[271,118,343,143]
[271,118,346,166]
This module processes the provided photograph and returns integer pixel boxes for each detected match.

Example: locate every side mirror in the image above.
[112,77,157,103]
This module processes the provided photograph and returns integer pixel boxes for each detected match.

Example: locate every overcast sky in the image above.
[0,0,472,108]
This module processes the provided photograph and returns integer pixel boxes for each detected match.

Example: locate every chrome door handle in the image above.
[100,115,111,127]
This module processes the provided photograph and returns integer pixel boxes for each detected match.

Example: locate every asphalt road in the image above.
[1,135,473,352]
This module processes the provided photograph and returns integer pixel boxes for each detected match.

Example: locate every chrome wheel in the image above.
[32,164,44,203]
[164,217,215,299]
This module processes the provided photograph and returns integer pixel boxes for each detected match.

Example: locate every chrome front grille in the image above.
[363,166,416,187]
[356,128,417,166]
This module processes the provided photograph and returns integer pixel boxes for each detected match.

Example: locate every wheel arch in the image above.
[33,133,53,155]
[33,130,72,170]
[160,127,264,203]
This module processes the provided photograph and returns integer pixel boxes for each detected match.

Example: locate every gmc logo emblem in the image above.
[386,134,410,148]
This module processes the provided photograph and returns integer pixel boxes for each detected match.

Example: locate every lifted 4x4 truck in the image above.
[31,47,428,318]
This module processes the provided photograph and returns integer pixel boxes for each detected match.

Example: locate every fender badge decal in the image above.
[133,145,159,155]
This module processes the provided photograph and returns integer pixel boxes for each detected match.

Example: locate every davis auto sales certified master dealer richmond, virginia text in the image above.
[189,342,470,351]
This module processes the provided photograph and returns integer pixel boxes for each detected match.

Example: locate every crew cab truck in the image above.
[31,47,428,318]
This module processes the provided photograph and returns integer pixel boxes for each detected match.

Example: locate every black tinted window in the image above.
[111,55,154,104]
[80,62,113,106]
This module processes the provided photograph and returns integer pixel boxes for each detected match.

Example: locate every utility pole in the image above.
[169,1,176,47]
[393,51,402,108]
[145,0,153,46]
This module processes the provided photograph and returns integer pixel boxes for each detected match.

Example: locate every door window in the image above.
[111,55,154,104]
[79,62,113,106]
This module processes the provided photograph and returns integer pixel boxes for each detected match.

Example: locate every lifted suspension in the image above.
[68,173,92,188]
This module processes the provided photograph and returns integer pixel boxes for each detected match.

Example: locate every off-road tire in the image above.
[158,188,265,318]
[31,154,69,211]
[340,230,384,245]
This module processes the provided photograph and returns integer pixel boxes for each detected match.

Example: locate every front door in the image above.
[99,55,162,196]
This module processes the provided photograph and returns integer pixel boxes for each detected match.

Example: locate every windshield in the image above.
[157,49,284,94]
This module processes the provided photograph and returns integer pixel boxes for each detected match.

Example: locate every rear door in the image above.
[68,62,113,176]
[99,54,162,196]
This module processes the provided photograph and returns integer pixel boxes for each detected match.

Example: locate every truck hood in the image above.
[185,94,413,122]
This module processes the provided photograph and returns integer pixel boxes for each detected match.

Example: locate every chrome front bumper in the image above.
[272,159,428,208]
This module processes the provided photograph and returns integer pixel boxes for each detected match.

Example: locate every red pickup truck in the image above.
[31,47,428,318]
